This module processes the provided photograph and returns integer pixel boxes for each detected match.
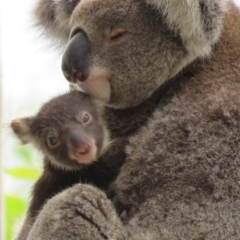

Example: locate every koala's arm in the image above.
[15,138,127,240]
[14,158,83,240]
[26,184,159,240]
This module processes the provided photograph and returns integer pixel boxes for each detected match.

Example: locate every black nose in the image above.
[67,129,87,148]
[62,31,91,83]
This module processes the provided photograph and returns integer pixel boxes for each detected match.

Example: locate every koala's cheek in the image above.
[78,77,111,103]
[75,67,111,103]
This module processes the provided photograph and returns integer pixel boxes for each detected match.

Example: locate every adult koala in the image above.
[20,0,240,239]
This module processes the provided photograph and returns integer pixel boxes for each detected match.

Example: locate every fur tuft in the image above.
[11,118,33,144]
[33,0,80,46]
[146,0,229,57]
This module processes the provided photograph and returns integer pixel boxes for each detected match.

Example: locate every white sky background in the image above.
[1,0,68,123]
[0,0,240,238]
[0,1,69,165]
[0,0,69,226]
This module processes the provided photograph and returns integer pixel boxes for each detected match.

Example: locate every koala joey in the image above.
[11,87,164,240]
[11,91,110,170]
[11,91,128,240]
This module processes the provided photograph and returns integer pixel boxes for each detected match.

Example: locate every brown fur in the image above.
[15,0,240,239]
[11,91,127,240]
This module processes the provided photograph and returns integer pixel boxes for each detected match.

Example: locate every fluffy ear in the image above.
[34,0,229,56]
[33,0,80,46]
[147,0,229,57]
[11,117,34,144]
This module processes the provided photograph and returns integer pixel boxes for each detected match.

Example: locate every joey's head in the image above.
[60,0,228,108]
[11,91,109,170]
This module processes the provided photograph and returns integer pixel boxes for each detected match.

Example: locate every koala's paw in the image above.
[27,184,127,240]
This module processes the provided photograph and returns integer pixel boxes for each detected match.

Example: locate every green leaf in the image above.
[5,195,28,240]
[5,168,41,180]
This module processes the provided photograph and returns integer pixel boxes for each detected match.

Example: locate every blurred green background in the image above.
[1,0,68,239]
[4,145,41,240]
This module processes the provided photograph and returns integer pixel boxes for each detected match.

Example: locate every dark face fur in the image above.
[11,91,109,170]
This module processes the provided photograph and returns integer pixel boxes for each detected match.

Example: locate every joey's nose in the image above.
[62,31,91,83]
[67,129,87,148]
[67,129,92,156]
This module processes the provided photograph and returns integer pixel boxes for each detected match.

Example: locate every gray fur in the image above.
[17,0,240,239]
[28,184,127,240]
[34,0,228,108]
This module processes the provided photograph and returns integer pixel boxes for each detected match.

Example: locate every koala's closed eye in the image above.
[108,28,128,42]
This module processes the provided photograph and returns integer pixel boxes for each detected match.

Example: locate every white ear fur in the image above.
[33,0,70,47]
[11,118,33,144]
[147,0,229,57]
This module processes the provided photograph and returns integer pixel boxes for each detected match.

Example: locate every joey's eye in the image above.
[109,29,128,42]
[82,112,91,124]
[47,136,59,148]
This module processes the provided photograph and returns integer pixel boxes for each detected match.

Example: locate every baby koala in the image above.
[11,91,110,170]
[11,91,128,240]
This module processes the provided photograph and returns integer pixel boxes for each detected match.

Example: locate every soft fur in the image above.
[15,0,240,239]
[11,91,128,240]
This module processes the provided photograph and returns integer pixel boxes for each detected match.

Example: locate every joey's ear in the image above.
[147,0,229,57]
[11,117,34,144]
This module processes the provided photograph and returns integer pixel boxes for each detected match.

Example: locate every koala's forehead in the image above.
[30,113,70,136]
[41,91,96,115]
[70,0,164,42]
[71,0,135,31]
[30,92,98,135]
[56,0,80,15]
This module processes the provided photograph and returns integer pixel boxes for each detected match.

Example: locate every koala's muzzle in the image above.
[67,128,97,164]
[67,129,91,154]
[62,32,91,83]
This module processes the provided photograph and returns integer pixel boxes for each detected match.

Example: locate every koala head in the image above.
[35,0,228,108]
[11,91,109,170]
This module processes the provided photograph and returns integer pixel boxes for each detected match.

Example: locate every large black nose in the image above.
[62,32,91,83]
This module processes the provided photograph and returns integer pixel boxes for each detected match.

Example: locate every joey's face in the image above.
[41,110,105,170]
[62,0,188,108]
[11,92,109,170]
